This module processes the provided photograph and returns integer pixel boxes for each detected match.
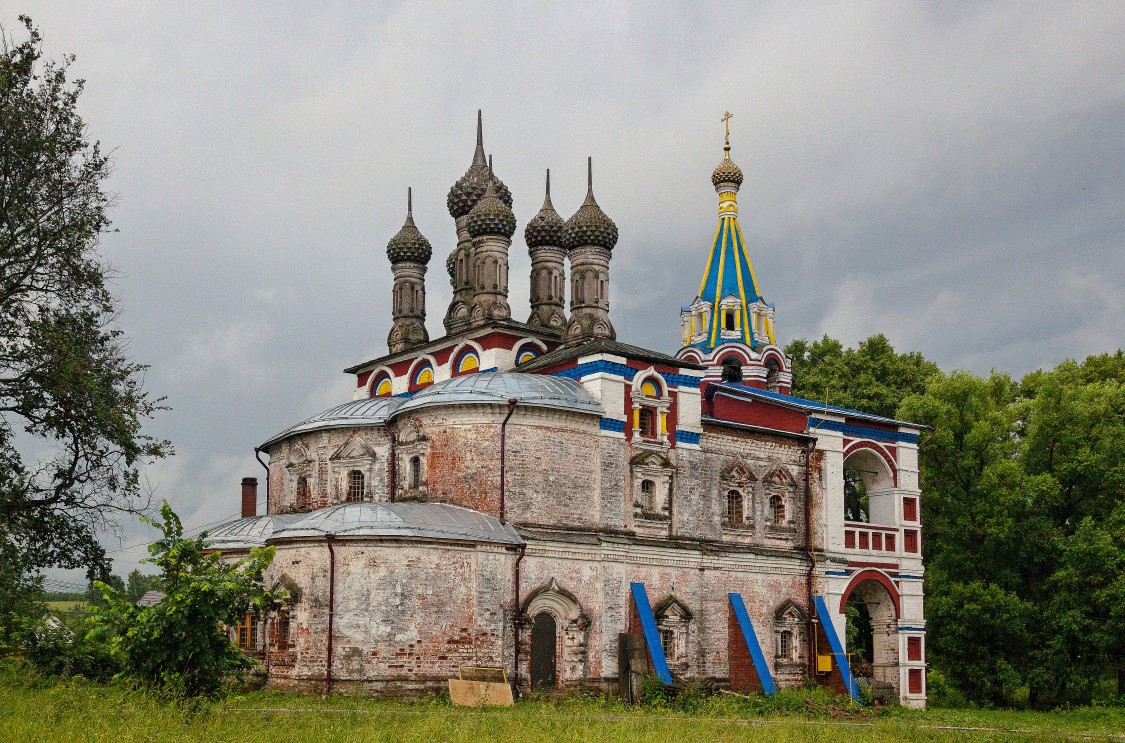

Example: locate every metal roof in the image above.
[715,384,928,429]
[135,590,165,607]
[206,513,307,550]
[260,397,404,449]
[269,502,524,545]
[395,372,602,416]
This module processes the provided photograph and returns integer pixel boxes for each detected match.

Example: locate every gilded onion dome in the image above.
[467,158,517,238]
[711,148,744,190]
[386,188,432,264]
[563,157,618,251]
[447,110,513,219]
[524,169,565,250]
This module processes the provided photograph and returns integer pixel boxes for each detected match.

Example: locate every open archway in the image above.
[841,572,901,700]
[842,446,897,525]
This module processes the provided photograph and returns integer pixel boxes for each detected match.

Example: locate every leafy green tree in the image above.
[124,569,161,604]
[0,17,169,587]
[0,539,44,650]
[785,334,940,418]
[84,573,125,608]
[93,502,280,699]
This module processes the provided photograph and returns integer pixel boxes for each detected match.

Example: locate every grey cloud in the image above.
[18,1,1123,578]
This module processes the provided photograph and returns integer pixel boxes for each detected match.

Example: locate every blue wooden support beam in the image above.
[629,582,673,684]
[814,595,860,702]
[728,593,776,695]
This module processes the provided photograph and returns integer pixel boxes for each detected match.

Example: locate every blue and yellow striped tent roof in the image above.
[692,213,769,348]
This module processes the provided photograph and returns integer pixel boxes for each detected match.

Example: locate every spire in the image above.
[473,109,486,167]
[544,168,553,208]
[404,186,415,227]
[467,154,516,239]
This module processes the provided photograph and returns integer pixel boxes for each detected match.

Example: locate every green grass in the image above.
[45,601,86,612]
[1,673,1122,742]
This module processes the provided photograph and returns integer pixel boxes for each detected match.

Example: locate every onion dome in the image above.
[445,250,456,278]
[447,110,513,219]
[563,157,618,251]
[524,169,565,250]
[386,188,432,264]
[467,157,517,238]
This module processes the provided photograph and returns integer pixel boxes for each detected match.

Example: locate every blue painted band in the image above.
[808,417,919,444]
[825,570,851,577]
[898,627,926,633]
[630,583,673,684]
[814,595,861,703]
[675,430,702,445]
[550,362,699,389]
[599,418,626,433]
[898,574,925,581]
[728,593,776,695]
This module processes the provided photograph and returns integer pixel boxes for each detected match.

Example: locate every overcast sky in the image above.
[12,2,1124,580]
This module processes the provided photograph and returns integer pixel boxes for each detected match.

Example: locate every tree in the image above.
[124,569,161,604]
[784,334,940,418]
[0,16,170,584]
[84,573,124,607]
[93,502,279,698]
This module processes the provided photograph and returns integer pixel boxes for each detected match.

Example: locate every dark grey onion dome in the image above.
[386,188,432,264]
[563,157,618,251]
[467,164,517,238]
[525,169,565,250]
[271,502,524,546]
[447,111,513,218]
[711,148,744,190]
[445,250,456,278]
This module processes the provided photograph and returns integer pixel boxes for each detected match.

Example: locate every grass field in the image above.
[2,675,1122,742]
[45,601,86,612]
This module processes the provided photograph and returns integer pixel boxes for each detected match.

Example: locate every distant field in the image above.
[45,601,86,612]
[1,676,1122,742]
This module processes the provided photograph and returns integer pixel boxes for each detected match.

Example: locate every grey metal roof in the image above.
[206,513,306,550]
[260,397,404,449]
[396,372,602,416]
[135,590,165,607]
[270,502,524,545]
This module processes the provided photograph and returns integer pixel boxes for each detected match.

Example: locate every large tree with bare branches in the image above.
[0,16,170,593]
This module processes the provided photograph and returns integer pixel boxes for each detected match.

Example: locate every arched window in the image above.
[409,456,421,488]
[372,374,392,397]
[768,494,785,524]
[639,379,660,398]
[660,628,676,660]
[412,363,433,388]
[778,629,792,660]
[455,349,480,375]
[765,357,781,392]
[721,356,743,383]
[725,490,743,525]
[844,467,869,522]
[296,476,309,511]
[346,470,364,502]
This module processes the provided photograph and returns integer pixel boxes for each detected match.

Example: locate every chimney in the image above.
[241,477,258,518]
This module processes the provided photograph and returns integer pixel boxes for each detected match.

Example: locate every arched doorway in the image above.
[530,612,557,691]
[841,573,900,701]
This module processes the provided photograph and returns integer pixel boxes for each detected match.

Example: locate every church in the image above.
[207,112,928,707]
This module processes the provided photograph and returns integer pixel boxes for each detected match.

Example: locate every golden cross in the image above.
[721,111,733,146]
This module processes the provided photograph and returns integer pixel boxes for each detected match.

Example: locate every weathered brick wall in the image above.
[263,539,516,693]
[265,428,391,513]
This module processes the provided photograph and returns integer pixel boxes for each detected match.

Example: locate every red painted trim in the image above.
[839,570,901,618]
[846,561,899,570]
[843,521,899,533]
[356,371,371,389]
[842,440,899,487]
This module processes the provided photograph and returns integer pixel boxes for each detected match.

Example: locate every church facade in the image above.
[208,113,928,707]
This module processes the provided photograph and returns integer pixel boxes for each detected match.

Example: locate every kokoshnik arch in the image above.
[204,112,929,707]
